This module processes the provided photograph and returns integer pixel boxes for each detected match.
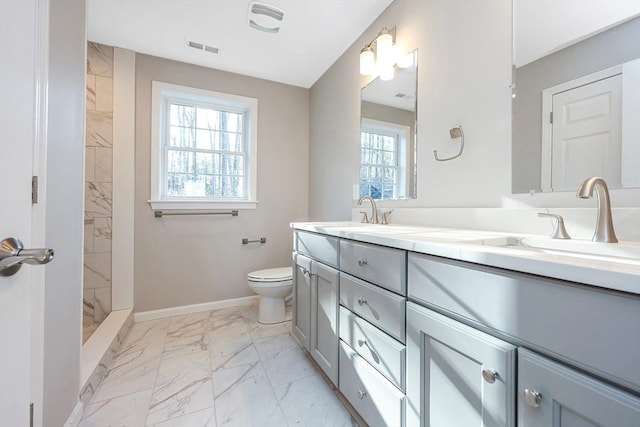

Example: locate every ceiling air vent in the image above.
[248,1,285,33]
[186,39,219,54]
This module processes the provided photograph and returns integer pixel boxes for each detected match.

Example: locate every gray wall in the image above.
[309,0,513,219]
[513,17,640,193]
[44,0,85,424]
[134,54,309,312]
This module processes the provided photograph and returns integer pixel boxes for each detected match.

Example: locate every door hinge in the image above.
[30,403,34,427]
[549,111,553,124]
[32,176,38,204]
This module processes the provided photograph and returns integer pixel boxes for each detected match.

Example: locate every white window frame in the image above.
[148,81,258,210]
[360,118,409,200]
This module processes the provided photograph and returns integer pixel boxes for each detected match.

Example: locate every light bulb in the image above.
[359,47,375,75]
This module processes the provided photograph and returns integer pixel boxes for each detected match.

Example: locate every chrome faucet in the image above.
[576,177,618,243]
[357,195,379,224]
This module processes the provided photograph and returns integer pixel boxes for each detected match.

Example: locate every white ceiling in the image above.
[87,0,393,88]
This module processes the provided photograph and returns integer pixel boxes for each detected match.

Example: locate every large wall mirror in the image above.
[360,49,418,200]
[512,2,640,194]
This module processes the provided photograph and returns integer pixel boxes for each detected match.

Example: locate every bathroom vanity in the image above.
[291,222,640,427]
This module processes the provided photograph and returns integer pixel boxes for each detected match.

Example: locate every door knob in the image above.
[0,237,54,277]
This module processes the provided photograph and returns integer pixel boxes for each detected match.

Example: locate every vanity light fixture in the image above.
[359,27,413,81]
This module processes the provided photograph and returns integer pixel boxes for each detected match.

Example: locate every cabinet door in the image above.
[292,253,312,350]
[310,260,340,384]
[407,302,516,427]
[518,348,640,427]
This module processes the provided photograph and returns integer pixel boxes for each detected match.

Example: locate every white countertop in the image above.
[291,222,640,295]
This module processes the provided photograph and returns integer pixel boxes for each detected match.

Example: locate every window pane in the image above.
[222,111,243,133]
[196,152,214,174]
[170,104,196,128]
[361,147,369,163]
[220,176,244,197]
[383,150,395,165]
[220,154,244,176]
[195,129,218,150]
[383,137,395,152]
[223,132,243,152]
[169,125,195,148]
[196,108,220,130]
[167,150,195,173]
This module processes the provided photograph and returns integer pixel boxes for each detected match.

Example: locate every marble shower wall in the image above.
[84,42,113,331]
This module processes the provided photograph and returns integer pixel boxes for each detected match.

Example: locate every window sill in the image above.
[147,200,258,211]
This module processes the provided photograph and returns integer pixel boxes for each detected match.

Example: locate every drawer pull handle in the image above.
[482,369,499,384]
[357,258,367,267]
[357,339,367,347]
[524,389,542,408]
[358,390,367,399]
[357,298,368,306]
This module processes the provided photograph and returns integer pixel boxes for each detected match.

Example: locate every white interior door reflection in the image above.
[550,74,622,191]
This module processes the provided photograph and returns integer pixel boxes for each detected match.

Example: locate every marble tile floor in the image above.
[79,303,360,427]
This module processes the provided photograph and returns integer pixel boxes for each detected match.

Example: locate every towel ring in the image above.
[434,125,464,161]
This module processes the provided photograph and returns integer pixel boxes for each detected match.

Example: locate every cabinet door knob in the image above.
[358,258,367,267]
[357,390,367,399]
[482,369,499,384]
[357,298,368,306]
[524,389,542,407]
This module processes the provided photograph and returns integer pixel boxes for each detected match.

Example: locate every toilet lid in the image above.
[248,267,292,282]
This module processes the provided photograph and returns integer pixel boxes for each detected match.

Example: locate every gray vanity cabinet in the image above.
[518,348,640,427]
[292,231,340,385]
[309,260,339,384]
[292,253,312,349]
[406,302,516,427]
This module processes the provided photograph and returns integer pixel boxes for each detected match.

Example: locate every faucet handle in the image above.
[359,211,369,223]
[538,212,571,239]
[381,210,394,225]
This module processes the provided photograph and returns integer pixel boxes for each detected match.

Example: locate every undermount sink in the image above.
[466,236,640,265]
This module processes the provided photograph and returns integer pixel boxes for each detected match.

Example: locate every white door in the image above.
[551,74,622,191]
[0,0,45,425]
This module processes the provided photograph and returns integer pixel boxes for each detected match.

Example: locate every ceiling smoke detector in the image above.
[248,1,285,33]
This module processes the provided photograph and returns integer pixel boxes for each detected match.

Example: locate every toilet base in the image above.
[258,296,286,324]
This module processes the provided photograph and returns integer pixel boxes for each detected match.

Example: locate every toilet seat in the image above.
[248,267,292,282]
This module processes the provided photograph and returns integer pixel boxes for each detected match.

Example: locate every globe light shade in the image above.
[379,63,395,81]
[359,47,375,75]
[375,31,394,66]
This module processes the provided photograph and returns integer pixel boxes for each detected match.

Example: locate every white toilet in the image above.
[247,267,293,324]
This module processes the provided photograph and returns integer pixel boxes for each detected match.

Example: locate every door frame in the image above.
[540,63,622,192]
[31,0,50,425]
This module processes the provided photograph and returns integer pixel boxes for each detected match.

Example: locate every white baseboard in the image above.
[133,295,259,323]
[63,401,83,427]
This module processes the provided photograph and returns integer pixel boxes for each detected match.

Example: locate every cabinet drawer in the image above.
[295,231,339,268]
[339,341,405,427]
[408,253,640,394]
[339,306,406,391]
[340,240,406,294]
[340,273,406,343]
[518,348,640,427]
